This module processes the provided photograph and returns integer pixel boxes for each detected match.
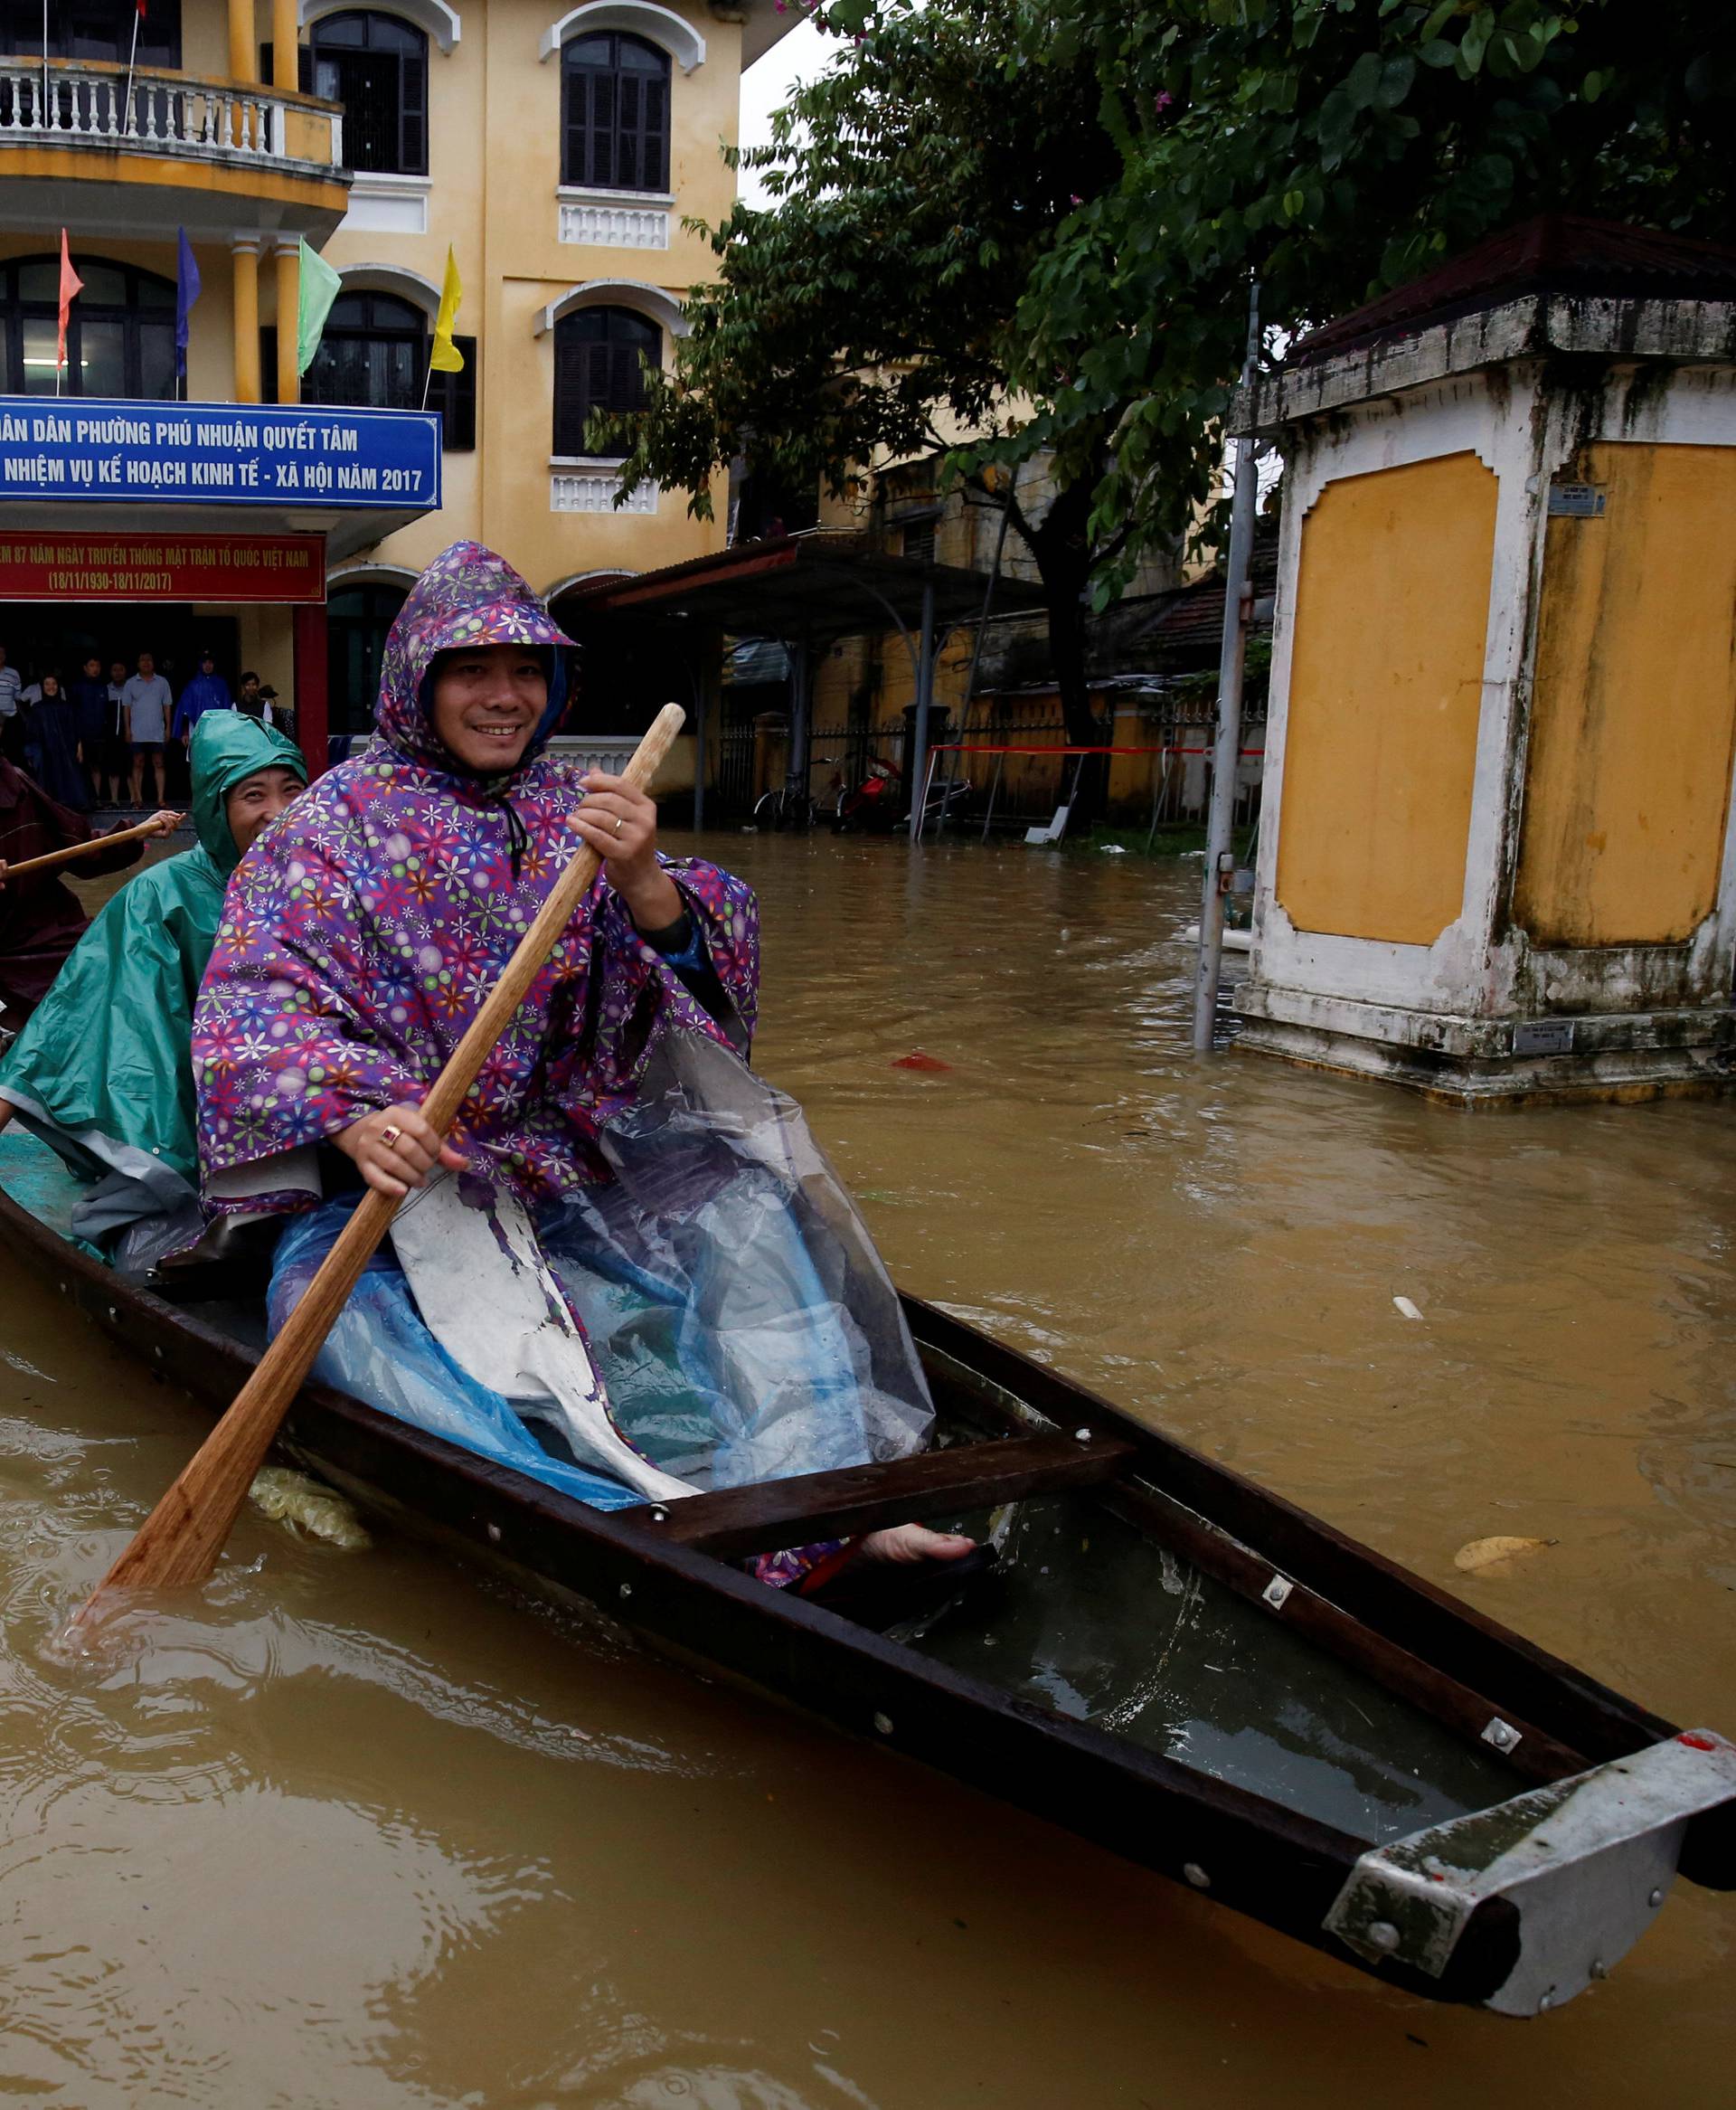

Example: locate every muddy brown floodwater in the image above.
[2,830,1732,2107]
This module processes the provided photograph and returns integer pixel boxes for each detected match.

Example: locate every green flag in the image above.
[296,238,343,376]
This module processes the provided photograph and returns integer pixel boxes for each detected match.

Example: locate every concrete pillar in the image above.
[1231,224,1736,1104]
[271,0,298,90]
[231,239,261,403]
[273,238,299,405]
[228,0,256,82]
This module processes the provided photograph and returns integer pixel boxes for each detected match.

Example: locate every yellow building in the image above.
[1233,216,1736,1104]
[0,0,792,761]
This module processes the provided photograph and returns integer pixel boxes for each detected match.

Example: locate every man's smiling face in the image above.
[429,644,550,772]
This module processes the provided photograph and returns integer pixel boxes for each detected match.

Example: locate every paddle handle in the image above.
[77,703,687,1611]
[3,816,169,880]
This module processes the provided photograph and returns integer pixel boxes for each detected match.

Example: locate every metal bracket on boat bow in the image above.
[1325,1730,1736,2014]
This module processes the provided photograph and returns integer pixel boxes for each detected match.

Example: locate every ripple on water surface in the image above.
[0,832,1731,2106]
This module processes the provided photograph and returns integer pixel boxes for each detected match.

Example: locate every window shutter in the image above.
[429,335,476,450]
[553,327,587,457]
[592,72,615,185]
[257,44,315,92]
[618,73,641,188]
[646,78,669,190]
[402,49,427,173]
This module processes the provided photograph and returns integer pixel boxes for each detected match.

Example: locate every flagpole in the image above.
[420,339,435,412]
[122,6,141,137]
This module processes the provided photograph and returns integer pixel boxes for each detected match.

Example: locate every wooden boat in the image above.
[1,1129,1730,2015]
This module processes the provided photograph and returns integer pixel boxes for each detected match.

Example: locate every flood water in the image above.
[1,831,1732,2105]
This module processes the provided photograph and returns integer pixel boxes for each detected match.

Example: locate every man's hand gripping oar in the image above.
[66,703,686,1632]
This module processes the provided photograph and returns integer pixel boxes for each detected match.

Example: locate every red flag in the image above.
[137,0,147,15]
[57,231,82,373]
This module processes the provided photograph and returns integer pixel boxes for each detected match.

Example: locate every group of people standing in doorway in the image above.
[0,641,290,815]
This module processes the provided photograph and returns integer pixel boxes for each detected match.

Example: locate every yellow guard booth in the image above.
[1233,215,1736,1104]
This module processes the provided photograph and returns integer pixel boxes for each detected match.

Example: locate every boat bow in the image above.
[1325,1729,1736,2013]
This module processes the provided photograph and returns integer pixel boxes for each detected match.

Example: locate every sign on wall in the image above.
[0,399,441,511]
[0,531,327,603]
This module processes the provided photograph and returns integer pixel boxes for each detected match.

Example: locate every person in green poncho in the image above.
[0,711,307,1272]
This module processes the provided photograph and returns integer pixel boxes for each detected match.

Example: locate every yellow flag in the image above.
[429,246,464,374]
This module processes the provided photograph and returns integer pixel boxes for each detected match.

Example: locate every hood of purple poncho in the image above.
[376,540,576,775]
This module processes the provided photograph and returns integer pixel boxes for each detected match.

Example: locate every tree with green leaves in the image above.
[995,0,1732,600]
[600,0,1731,740]
[592,0,1127,756]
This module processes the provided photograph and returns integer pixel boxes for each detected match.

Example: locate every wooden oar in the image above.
[71,702,687,1623]
[2,815,177,880]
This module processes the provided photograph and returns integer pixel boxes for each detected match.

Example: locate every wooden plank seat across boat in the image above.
[1,1128,1730,2017]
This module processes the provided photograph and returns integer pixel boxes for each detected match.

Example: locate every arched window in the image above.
[269,286,475,444]
[0,254,175,399]
[303,289,427,410]
[309,10,427,175]
[552,305,658,458]
[561,31,669,191]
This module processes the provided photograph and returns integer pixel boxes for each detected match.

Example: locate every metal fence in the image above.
[925,704,1268,837]
[708,700,1265,835]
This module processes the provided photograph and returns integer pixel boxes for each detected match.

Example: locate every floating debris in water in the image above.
[1392,1295,1424,1321]
[892,1049,952,1073]
[249,1467,372,1550]
[1454,1534,1553,1575]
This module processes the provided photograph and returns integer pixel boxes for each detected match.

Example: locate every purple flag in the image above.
[175,226,201,379]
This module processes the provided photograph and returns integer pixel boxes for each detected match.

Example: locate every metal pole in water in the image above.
[784,638,810,824]
[1192,279,1262,1054]
[910,574,937,845]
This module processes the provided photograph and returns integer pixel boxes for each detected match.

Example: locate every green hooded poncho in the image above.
[0,711,306,1266]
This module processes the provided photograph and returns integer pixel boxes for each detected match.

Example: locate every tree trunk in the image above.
[1019,474,1107,831]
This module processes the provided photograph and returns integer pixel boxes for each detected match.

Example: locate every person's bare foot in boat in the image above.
[858,1522,976,1565]
[804,1522,988,1629]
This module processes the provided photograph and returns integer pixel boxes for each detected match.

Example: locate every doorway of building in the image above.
[0,605,239,698]
[326,582,410,750]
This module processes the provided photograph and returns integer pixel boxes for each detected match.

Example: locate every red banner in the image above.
[0,532,326,604]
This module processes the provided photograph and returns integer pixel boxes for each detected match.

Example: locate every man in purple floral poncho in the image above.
[192,540,971,1596]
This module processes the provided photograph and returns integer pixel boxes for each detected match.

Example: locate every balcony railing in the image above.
[0,58,343,171]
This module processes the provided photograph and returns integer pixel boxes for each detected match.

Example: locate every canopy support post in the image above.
[910,575,937,845]
[783,639,812,826]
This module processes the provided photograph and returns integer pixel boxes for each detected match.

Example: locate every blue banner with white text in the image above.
[0,398,442,512]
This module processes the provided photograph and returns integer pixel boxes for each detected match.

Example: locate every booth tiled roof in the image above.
[1292,214,1736,366]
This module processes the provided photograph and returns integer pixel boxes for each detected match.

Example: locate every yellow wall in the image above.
[326,0,741,595]
[1513,442,1736,949]
[2,0,769,608]
[1275,452,1497,944]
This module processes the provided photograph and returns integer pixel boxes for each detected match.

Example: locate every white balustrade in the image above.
[544,734,644,774]
[0,59,342,170]
[551,469,656,515]
[557,200,670,250]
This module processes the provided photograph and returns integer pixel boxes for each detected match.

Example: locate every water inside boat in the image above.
[0,1128,1522,1847]
[902,1490,1519,1840]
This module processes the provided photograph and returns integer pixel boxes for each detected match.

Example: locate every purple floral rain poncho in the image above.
[192,541,933,1528]
[194,541,757,1210]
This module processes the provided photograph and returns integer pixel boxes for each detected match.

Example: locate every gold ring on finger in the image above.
[614,815,624,836]
[380,1124,402,1146]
